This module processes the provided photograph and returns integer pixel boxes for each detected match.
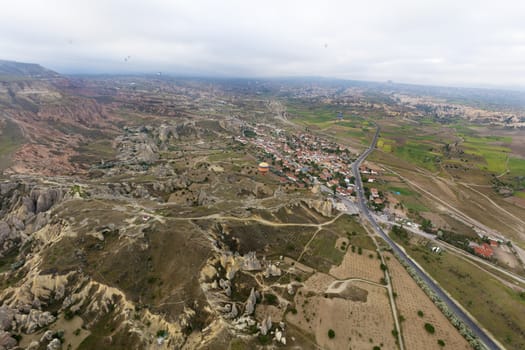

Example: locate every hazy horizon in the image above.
[1,0,524,90]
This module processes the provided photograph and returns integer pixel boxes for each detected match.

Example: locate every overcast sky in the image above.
[1,0,524,88]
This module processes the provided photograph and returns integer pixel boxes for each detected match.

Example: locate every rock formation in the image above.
[244,288,257,316]
[304,198,333,217]
[264,264,282,278]
[242,252,262,271]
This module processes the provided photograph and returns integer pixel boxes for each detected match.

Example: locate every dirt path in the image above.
[297,228,321,263]
[166,211,346,229]
[325,278,386,292]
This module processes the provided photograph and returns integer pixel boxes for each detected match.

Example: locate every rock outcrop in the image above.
[25,188,63,214]
[14,310,56,334]
[304,198,333,217]
[241,252,262,271]
[264,264,282,278]
[0,307,14,331]
[259,315,272,336]
[0,330,17,350]
[244,288,257,316]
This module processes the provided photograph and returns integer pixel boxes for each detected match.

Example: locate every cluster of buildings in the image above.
[236,124,359,196]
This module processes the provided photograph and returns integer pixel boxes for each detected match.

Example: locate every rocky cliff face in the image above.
[0,181,66,260]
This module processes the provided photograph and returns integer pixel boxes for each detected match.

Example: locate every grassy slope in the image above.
[0,119,24,169]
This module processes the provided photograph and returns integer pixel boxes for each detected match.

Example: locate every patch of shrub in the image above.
[264,293,278,305]
[258,334,271,344]
[328,329,335,339]
[424,323,435,334]
[156,329,168,338]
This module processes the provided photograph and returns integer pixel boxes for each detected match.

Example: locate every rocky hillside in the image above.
[0,99,341,349]
[0,60,59,79]
[0,60,119,176]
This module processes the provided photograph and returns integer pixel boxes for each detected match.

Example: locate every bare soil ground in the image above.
[493,245,522,270]
[329,248,384,283]
[385,252,470,350]
[287,276,396,350]
[420,212,449,229]
[505,196,525,209]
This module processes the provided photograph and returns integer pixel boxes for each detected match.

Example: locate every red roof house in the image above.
[473,243,494,258]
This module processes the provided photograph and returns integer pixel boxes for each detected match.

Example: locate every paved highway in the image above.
[352,127,501,350]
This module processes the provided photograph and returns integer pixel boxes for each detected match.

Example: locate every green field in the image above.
[387,187,415,196]
[402,201,429,212]
[461,135,511,173]
[508,157,525,176]
[324,215,376,251]
[376,126,444,171]
[306,230,345,271]
[325,214,367,235]
[286,103,372,145]
[286,104,340,126]
[377,138,394,152]
[514,191,525,199]
[394,141,439,171]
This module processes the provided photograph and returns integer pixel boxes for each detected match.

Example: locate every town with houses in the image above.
[236,123,368,197]
[235,121,506,262]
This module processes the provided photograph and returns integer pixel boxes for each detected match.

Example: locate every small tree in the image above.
[417,310,424,317]
[421,219,433,233]
[424,323,435,334]
[437,339,445,347]
[328,329,335,339]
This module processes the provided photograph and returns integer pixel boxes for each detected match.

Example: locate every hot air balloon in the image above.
[258,162,270,175]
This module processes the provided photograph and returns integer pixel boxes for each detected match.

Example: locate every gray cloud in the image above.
[1,0,524,88]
